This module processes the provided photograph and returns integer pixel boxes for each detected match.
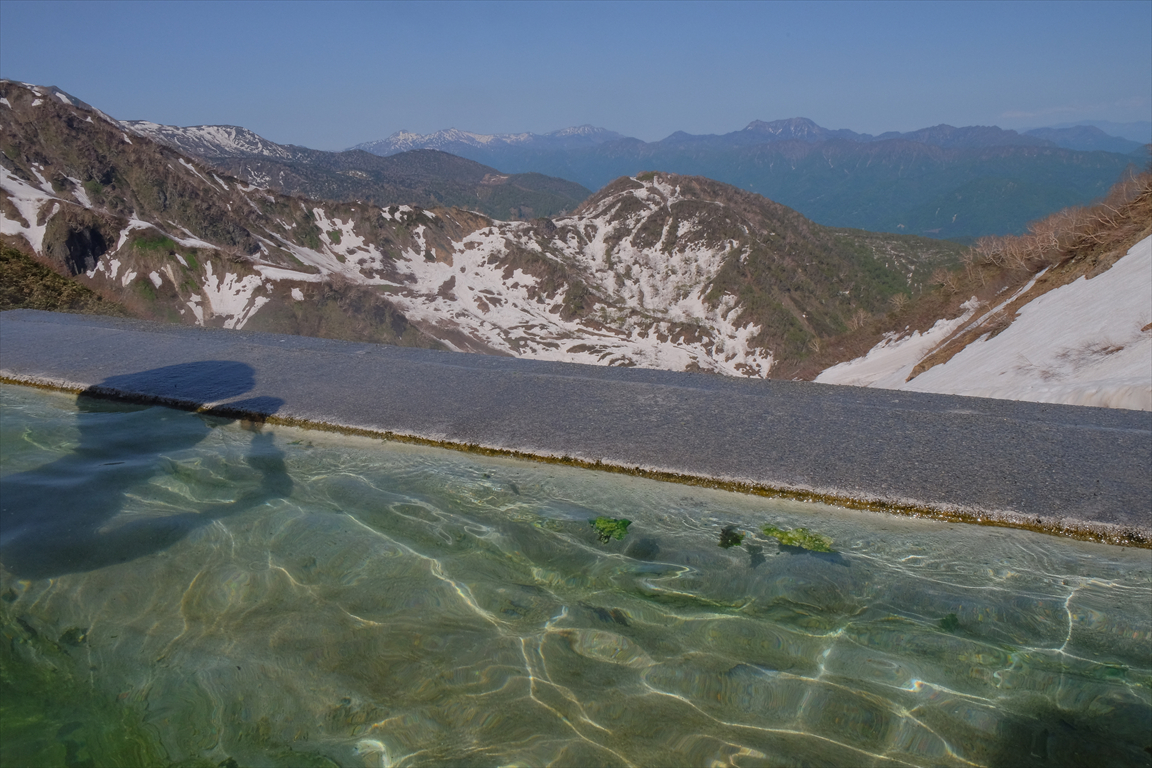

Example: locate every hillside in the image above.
[811,171,1152,410]
[353,119,1143,241]
[1,81,961,376]
[121,120,592,220]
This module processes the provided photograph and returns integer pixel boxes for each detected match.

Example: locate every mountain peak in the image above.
[744,117,821,133]
[545,125,624,143]
[742,118,866,143]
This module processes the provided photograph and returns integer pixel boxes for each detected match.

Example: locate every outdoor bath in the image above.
[1,311,1150,767]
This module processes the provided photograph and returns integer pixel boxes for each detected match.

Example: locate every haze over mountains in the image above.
[353,118,1147,241]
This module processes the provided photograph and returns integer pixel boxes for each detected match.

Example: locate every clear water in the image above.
[1,383,1150,768]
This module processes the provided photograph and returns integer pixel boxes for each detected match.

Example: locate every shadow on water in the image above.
[985,700,1152,767]
[0,361,291,579]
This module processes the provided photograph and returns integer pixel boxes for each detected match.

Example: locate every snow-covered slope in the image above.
[121,122,304,160]
[817,235,1152,410]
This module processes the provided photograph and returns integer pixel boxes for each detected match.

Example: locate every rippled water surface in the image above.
[1,383,1150,767]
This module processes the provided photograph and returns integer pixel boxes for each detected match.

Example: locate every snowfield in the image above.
[817,235,1152,410]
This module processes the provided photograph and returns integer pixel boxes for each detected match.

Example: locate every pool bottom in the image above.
[2,384,1150,767]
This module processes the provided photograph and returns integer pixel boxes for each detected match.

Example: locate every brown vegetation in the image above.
[967,167,1151,275]
[0,244,129,315]
[782,166,1151,381]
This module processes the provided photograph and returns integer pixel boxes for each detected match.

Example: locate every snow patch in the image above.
[816,299,981,388]
[0,166,59,253]
[178,158,210,184]
[818,237,1152,410]
[906,236,1152,410]
[201,261,268,330]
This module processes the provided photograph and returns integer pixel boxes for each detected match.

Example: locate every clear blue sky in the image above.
[1,0,1149,150]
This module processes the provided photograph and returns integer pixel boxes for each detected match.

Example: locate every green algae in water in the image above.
[718,524,744,548]
[2,383,1151,768]
[590,516,631,543]
[761,524,835,552]
[0,617,168,768]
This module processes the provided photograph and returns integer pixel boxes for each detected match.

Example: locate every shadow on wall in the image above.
[0,361,290,579]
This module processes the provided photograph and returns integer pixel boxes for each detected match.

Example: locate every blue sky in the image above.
[1,0,1149,150]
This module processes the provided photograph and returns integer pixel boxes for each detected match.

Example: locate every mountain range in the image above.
[121,121,592,221]
[351,118,1147,241]
[111,111,1146,244]
[0,80,962,375]
[2,80,1147,410]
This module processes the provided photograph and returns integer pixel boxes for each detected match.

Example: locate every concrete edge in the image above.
[4,372,1148,550]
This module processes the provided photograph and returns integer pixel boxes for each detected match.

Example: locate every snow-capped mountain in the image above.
[3,79,1147,409]
[351,125,626,156]
[121,121,306,161]
[1,80,956,376]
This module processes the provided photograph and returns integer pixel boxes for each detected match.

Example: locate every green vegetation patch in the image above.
[1,615,168,767]
[939,613,961,632]
[327,230,342,245]
[590,516,631,543]
[761,525,835,552]
[134,279,156,302]
[130,233,177,254]
[718,525,745,548]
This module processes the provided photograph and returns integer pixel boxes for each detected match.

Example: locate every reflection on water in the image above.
[1,383,1150,767]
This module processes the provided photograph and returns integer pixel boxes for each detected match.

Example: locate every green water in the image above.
[1,383,1149,767]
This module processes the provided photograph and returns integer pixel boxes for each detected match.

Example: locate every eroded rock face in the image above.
[43,209,118,275]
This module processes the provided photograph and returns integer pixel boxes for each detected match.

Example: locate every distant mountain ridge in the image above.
[1021,125,1145,154]
[353,118,1066,155]
[1038,120,1152,145]
[123,121,306,161]
[352,125,626,156]
[351,117,1144,241]
[119,119,592,220]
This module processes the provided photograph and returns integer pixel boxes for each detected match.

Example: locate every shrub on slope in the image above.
[790,167,1152,381]
[0,244,129,315]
